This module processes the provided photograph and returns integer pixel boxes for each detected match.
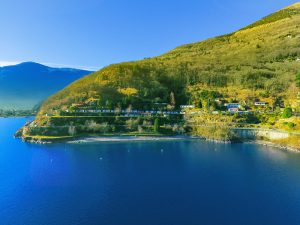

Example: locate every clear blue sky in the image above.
[0,0,298,70]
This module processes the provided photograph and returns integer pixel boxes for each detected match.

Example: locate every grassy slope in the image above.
[37,3,300,120]
[272,136,300,150]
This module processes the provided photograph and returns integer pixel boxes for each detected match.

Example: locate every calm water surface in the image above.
[1,117,300,225]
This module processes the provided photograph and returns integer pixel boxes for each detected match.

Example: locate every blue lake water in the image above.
[1,117,300,225]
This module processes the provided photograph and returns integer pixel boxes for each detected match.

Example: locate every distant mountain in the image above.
[0,62,92,109]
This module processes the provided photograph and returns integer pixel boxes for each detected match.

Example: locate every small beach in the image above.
[68,135,200,144]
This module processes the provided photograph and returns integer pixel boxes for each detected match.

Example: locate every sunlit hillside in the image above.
[37,3,300,117]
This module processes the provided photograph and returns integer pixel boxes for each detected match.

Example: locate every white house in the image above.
[180,105,195,109]
[254,102,267,106]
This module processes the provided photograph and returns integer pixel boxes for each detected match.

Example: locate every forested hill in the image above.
[0,62,92,109]
[38,2,300,117]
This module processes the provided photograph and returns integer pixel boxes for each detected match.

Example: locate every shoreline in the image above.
[19,134,300,153]
[67,135,202,144]
[19,134,203,144]
[247,140,300,153]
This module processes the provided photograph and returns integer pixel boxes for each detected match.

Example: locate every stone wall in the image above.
[232,128,290,140]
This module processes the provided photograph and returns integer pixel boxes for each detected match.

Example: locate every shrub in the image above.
[153,118,159,132]
[282,107,293,118]
[283,122,296,129]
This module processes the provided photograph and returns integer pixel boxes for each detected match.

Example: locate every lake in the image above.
[1,117,300,225]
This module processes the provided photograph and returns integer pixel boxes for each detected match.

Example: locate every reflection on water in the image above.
[258,145,289,162]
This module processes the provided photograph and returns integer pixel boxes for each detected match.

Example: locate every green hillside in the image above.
[15,2,300,146]
[37,3,300,118]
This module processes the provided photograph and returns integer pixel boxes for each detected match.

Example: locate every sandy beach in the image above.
[68,135,201,144]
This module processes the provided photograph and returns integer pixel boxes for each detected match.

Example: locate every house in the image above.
[180,105,195,109]
[254,102,268,106]
[215,98,226,105]
[154,103,168,106]
[228,108,239,113]
[225,103,240,112]
[238,111,251,115]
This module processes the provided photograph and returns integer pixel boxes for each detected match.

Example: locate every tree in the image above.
[126,119,138,131]
[126,104,132,113]
[138,125,143,133]
[169,92,176,109]
[153,118,159,133]
[282,107,293,118]
[99,123,110,133]
[105,99,112,109]
[296,71,300,88]
[118,87,138,96]
[265,79,285,111]
[97,97,102,107]
[68,126,76,136]
[85,120,100,132]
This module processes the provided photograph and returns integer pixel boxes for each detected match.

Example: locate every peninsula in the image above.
[16,3,300,150]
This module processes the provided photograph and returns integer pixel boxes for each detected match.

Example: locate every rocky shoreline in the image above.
[248,140,300,153]
[19,136,75,144]
[15,128,300,153]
